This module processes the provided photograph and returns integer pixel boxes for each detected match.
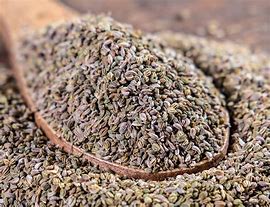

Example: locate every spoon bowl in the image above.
[0,0,229,181]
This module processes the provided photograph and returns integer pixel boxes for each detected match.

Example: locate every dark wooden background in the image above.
[62,0,270,53]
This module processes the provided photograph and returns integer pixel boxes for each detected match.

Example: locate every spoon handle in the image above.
[0,0,76,41]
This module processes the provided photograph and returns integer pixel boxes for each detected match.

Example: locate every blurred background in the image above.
[61,0,270,53]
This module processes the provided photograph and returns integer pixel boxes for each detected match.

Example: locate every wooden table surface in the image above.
[62,0,270,53]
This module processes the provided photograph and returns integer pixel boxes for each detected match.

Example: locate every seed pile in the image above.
[1,14,270,207]
[0,58,270,206]
[18,15,228,172]
[160,32,270,152]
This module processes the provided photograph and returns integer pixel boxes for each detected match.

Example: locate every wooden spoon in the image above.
[0,0,229,181]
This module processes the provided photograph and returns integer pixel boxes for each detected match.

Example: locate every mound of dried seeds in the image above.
[17,15,229,172]
[0,54,269,206]
[1,13,270,207]
[160,32,270,151]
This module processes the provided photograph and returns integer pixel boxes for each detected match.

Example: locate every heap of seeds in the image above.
[0,50,269,206]
[1,14,270,206]
[160,32,270,152]
[18,15,228,172]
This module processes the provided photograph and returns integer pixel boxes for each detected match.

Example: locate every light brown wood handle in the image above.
[0,0,76,41]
